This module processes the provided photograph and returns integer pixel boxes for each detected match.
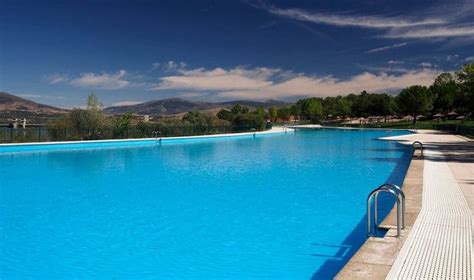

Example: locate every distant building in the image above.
[9,118,27,129]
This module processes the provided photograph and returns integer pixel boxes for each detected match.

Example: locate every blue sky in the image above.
[1,0,473,108]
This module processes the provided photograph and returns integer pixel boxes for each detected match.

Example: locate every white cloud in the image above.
[366,43,407,53]
[177,92,209,98]
[64,105,87,110]
[46,73,69,84]
[152,62,161,70]
[258,4,474,41]
[446,54,460,61]
[70,70,130,90]
[150,67,277,91]
[18,93,65,100]
[217,69,439,99]
[466,56,474,62]
[359,65,411,74]
[418,62,433,67]
[110,101,143,106]
[151,65,440,100]
[165,61,187,71]
[267,7,445,29]
[18,94,42,98]
[150,60,188,72]
[388,60,404,65]
[384,25,474,39]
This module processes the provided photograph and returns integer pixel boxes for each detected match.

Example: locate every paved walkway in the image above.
[382,131,473,279]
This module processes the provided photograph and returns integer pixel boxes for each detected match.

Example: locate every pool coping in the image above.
[335,150,424,279]
[0,126,293,149]
[0,125,414,149]
[290,125,417,132]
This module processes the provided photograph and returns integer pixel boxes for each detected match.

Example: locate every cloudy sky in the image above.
[1,0,474,108]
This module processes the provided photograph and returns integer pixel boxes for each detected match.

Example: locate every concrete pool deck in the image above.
[336,130,473,279]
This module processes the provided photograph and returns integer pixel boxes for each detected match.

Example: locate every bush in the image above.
[232,113,266,131]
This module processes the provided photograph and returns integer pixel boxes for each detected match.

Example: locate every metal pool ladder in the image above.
[412,141,424,157]
[250,128,257,138]
[367,183,405,237]
[152,131,162,144]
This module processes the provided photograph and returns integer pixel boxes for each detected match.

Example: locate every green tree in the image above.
[431,73,459,115]
[351,91,371,118]
[255,106,269,120]
[231,104,249,115]
[232,113,266,131]
[183,110,208,128]
[334,96,352,118]
[65,93,106,140]
[370,94,396,121]
[217,109,233,121]
[277,107,292,121]
[87,93,103,111]
[112,112,133,138]
[456,63,474,115]
[47,93,106,140]
[322,96,352,118]
[66,108,104,140]
[456,63,474,91]
[268,106,277,122]
[396,85,434,124]
[290,105,300,121]
[298,98,323,123]
[322,97,337,118]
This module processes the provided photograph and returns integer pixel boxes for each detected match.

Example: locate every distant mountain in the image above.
[104,98,288,115]
[0,92,66,114]
[217,99,287,108]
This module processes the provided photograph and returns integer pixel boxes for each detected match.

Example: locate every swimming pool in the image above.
[0,129,411,279]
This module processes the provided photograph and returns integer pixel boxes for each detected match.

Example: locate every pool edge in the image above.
[0,126,294,151]
[335,151,424,279]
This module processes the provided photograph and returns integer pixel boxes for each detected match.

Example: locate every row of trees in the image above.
[266,64,474,124]
[48,95,269,140]
[216,104,269,130]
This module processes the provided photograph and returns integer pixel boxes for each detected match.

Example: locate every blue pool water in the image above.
[0,129,412,279]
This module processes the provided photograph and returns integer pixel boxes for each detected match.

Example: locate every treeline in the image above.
[47,95,270,140]
[265,64,474,124]
[216,104,270,130]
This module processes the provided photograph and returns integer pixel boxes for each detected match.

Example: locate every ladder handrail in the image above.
[152,131,162,143]
[367,184,405,238]
[375,184,405,230]
[250,128,257,138]
[412,141,424,157]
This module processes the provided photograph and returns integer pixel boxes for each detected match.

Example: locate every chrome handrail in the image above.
[375,184,405,230]
[152,131,162,143]
[250,128,257,138]
[367,184,405,237]
[412,141,424,157]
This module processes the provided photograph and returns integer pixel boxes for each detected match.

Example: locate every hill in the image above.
[0,92,66,113]
[104,98,287,115]
[0,92,67,124]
